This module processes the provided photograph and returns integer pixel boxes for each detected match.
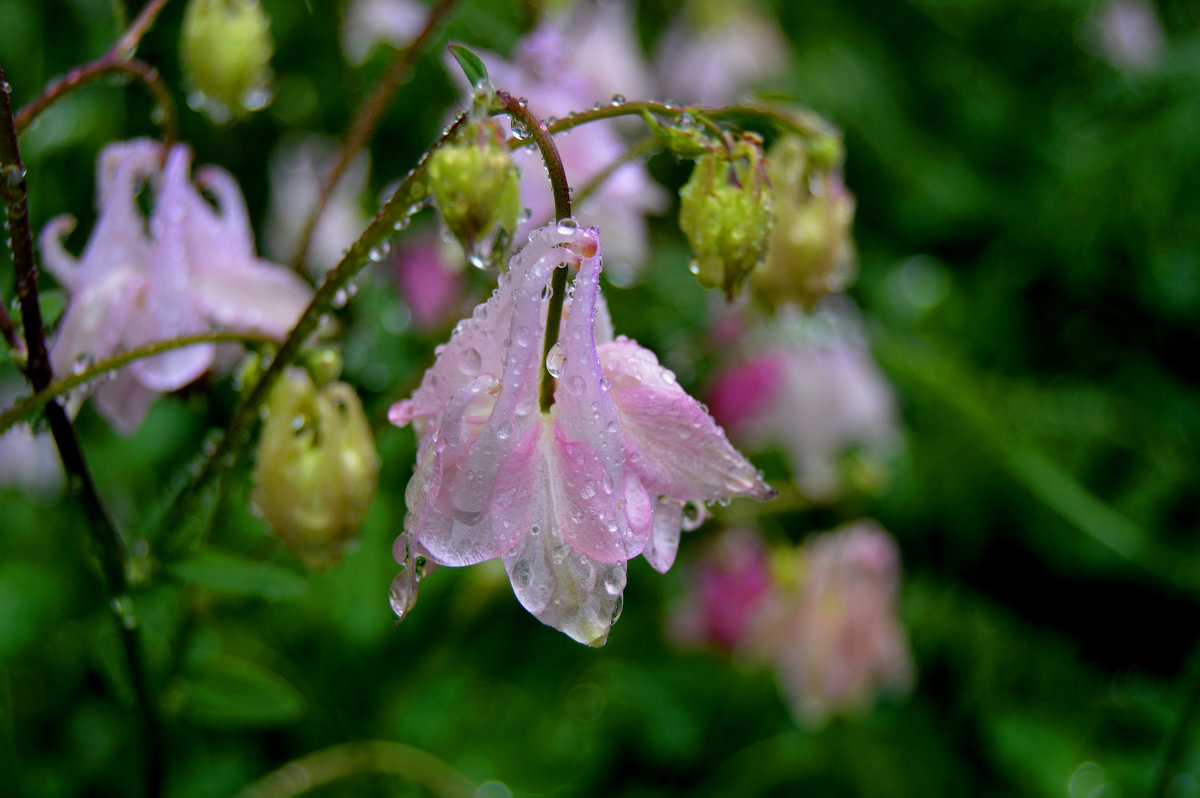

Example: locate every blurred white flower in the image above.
[654,0,787,104]
[0,378,63,496]
[1086,0,1165,71]
[342,0,426,66]
[708,303,899,502]
[264,135,370,277]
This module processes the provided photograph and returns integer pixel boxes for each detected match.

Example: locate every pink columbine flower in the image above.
[389,222,773,644]
[756,522,913,726]
[40,139,313,434]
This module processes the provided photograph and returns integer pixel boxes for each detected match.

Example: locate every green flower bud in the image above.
[181,0,273,123]
[752,134,857,310]
[678,136,774,299]
[253,369,379,570]
[427,120,521,264]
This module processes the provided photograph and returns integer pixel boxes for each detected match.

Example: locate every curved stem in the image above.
[15,0,176,143]
[493,91,573,412]
[237,740,475,798]
[2,60,164,798]
[495,90,571,221]
[292,0,459,271]
[156,114,470,550]
[0,331,280,435]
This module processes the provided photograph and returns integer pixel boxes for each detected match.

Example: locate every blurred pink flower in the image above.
[670,527,772,651]
[709,306,899,502]
[757,522,913,725]
[389,222,772,644]
[654,0,787,104]
[459,4,666,270]
[41,139,312,434]
[391,238,464,331]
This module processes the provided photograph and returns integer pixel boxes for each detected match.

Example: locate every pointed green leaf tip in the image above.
[448,44,489,89]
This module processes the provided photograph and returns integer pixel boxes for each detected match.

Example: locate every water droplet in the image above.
[611,94,625,105]
[581,480,597,500]
[459,347,482,375]
[604,569,626,595]
[687,259,700,275]
[530,524,541,536]
[566,375,586,395]
[610,594,624,623]
[332,288,349,308]
[545,342,565,378]
[556,218,579,235]
[72,353,95,375]
[389,569,418,622]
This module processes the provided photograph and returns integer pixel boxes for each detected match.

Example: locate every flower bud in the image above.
[427,120,521,264]
[751,134,857,310]
[181,0,274,123]
[678,136,773,299]
[253,368,379,569]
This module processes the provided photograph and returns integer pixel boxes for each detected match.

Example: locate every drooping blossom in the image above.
[458,4,666,271]
[389,222,773,644]
[264,135,370,277]
[654,0,787,105]
[40,139,313,434]
[708,304,899,502]
[755,522,913,725]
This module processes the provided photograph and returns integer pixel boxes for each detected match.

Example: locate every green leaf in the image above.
[176,654,307,728]
[169,549,310,601]
[448,43,489,89]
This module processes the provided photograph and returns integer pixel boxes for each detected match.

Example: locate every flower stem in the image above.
[543,99,839,144]
[0,330,281,435]
[492,91,573,412]
[1,60,164,798]
[292,0,459,270]
[14,0,176,143]
[237,740,475,798]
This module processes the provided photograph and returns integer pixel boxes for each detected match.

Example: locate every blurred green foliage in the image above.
[3,0,1200,796]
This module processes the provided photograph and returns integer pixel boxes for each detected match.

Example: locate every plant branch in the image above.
[542,99,838,143]
[14,0,176,143]
[237,740,475,798]
[1,331,281,435]
[2,59,163,798]
[157,114,471,548]
[292,0,459,270]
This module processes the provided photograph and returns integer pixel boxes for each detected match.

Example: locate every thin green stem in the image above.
[0,331,280,435]
[2,60,163,798]
[237,740,475,798]
[543,99,838,143]
[1153,647,1200,797]
[293,0,459,270]
[14,0,176,143]
[492,91,573,412]
[156,114,470,548]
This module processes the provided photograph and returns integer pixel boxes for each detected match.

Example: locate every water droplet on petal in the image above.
[459,347,482,375]
[545,342,565,378]
[566,375,586,395]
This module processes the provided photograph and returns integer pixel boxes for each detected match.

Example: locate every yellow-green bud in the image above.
[427,121,521,261]
[181,0,273,123]
[253,369,379,570]
[752,134,857,310]
[678,137,774,299]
